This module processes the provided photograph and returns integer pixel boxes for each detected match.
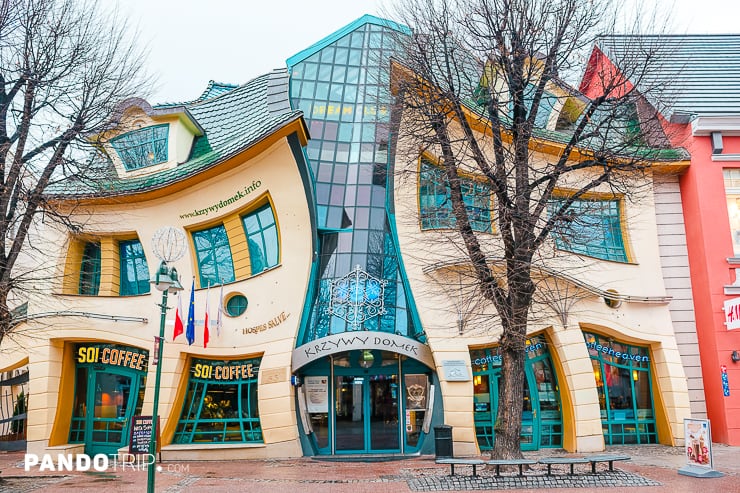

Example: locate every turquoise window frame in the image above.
[584,332,657,445]
[419,161,492,232]
[119,239,150,296]
[470,335,562,450]
[241,203,279,275]
[225,295,248,317]
[174,358,262,444]
[78,242,101,295]
[69,344,148,452]
[549,197,628,262]
[110,124,169,171]
[192,225,235,287]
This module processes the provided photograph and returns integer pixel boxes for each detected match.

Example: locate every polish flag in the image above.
[203,284,210,348]
[173,293,184,341]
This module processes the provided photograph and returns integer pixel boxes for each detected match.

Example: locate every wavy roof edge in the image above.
[154,80,240,109]
[47,70,305,200]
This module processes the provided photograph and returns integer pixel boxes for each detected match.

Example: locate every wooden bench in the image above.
[435,458,486,476]
[487,459,538,476]
[584,454,631,473]
[537,457,590,475]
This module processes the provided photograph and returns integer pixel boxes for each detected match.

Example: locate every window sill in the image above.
[162,442,265,451]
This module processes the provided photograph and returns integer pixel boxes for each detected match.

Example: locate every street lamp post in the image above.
[147,260,182,493]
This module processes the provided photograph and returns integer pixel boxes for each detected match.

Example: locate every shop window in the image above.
[78,242,101,295]
[723,169,740,256]
[419,160,492,232]
[549,197,628,262]
[192,225,235,288]
[119,239,150,296]
[470,335,562,450]
[584,331,657,445]
[241,203,279,275]
[174,358,262,444]
[110,124,168,170]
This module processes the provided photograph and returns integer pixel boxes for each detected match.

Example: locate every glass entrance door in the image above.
[71,367,143,456]
[89,371,138,456]
[473,368,539,451]
[334,374,400,453]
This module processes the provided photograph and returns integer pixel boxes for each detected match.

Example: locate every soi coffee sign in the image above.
[723,297,740,330]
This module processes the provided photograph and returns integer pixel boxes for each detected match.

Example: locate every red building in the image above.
[581,35,740,445]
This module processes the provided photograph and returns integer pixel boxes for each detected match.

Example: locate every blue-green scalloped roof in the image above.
[50,72,304,198]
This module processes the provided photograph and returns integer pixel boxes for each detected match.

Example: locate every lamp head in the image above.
[151,261,183,293]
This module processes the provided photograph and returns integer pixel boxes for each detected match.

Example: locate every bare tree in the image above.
[386,0,677,458]
[0,0,147,345]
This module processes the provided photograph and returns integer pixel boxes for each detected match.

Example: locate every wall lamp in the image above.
[732,350,740,363]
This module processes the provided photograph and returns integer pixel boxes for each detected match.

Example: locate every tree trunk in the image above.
[492,325,527,459]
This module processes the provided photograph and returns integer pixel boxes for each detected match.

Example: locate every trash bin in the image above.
[434,424,453,458]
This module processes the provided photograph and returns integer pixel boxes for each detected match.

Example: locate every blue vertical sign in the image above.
[721,365,730,397]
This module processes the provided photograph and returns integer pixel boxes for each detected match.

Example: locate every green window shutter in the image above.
[242,204,279,275]
[119,239,151,296]
[78,242,101,295]
[192,225,236,287]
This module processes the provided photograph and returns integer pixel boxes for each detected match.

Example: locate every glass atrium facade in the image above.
[288,18,423,343]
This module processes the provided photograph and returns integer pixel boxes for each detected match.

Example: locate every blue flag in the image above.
[185,279,195,345]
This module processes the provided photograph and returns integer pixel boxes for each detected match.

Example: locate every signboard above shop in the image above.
[292,332,435,369]
[724,297,740,330]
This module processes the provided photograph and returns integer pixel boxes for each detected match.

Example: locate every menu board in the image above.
[129,415,160,455]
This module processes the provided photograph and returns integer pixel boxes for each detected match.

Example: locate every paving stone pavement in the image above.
[0,444,737,493]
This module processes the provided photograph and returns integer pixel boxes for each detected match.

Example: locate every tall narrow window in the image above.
[78,242,101,295]
[110,124,169,170]
[723,169,740,256]
[418,161,492,232]
[192,225,235,287]
[242,204,279,275]
[119,239,150,296]
[549,198,628,262]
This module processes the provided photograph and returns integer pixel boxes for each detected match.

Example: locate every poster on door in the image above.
[684,419,713,468]
[305,376,328,413]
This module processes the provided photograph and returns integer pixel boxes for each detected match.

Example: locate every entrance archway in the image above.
[69,344,148,455]
[299,349,433,455]
[470,335,563,451]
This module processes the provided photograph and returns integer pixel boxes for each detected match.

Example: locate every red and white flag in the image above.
[216,283,224,337]
[173,292,184,341]
[203,284,210,348]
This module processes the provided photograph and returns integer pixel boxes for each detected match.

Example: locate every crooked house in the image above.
[0,15,698,460]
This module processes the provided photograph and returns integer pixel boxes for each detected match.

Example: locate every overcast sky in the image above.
[111,0,740,104]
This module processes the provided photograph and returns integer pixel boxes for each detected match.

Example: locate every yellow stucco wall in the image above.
[0,134,313,459]
[391,116,691,454]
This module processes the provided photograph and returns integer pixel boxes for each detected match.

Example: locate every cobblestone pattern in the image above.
[407,470,661,491]
[0,475,72,492]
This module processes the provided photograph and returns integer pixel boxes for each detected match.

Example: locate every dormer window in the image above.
[111,124,169,170]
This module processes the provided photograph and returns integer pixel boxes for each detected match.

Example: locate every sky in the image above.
[111,0,740,104]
